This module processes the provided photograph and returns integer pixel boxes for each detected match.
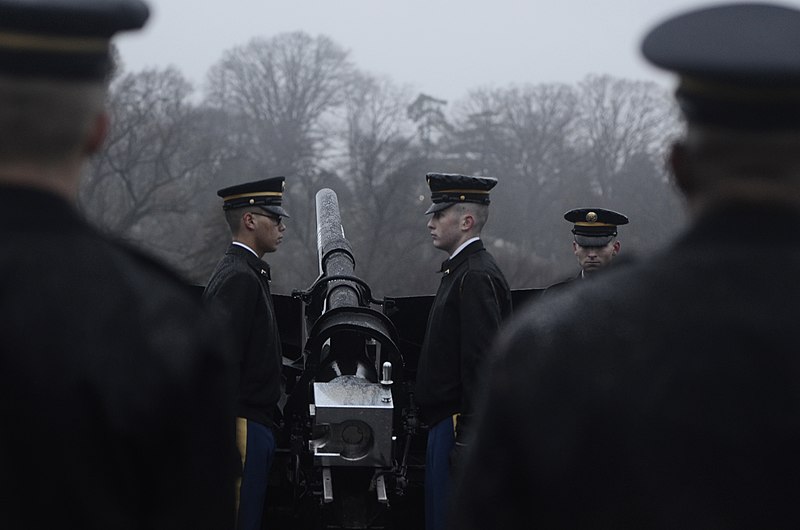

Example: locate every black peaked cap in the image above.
[217,177,290,218]
[0,0,150,80]
[425,172,497,214]
[641,3,800,129]
[565,207,628,247]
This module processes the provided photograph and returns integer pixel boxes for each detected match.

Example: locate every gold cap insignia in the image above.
[586,211,598,223]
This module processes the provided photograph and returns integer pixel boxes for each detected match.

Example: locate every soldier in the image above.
[203,177,289,530]
[416,173,512,530]
[0,1,235,528]
[565,207,628,277]
[452,3,800,528]
[543,207,628,295]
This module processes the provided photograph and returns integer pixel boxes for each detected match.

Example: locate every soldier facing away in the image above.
[0,1,236,528]
[452,3,800,528]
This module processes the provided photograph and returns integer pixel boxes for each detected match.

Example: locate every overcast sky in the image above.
[115,0,800,102]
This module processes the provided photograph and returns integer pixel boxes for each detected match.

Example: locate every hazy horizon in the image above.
[114,0,766,101]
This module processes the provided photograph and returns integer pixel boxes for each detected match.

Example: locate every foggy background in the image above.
[115,0,713,101]
[85,0,776,296]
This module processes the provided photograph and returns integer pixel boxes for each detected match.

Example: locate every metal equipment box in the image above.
[311,375,393,467]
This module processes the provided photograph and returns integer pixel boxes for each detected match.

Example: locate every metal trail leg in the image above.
[322,467,334,503]
[376,474,388,504]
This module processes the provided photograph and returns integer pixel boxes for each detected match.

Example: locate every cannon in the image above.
[263,188,543,528]
[268,188,425,529]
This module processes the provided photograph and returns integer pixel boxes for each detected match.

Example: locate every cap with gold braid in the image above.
[641,3,800,130]
[0,0,150,80]
[217,177,290,218]
[565,207,628,247]
[425,172,497,215]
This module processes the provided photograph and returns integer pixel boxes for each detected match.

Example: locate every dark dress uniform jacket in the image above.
[0,186,235,530]
[452,204,800,529]
[541,271,580,297]
[416,240,512,433]
[203,244,282,429]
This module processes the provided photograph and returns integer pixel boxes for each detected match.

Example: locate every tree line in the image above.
[80,31,686,297]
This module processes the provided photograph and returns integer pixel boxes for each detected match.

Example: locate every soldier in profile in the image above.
[0,1,235,528]
[415,173,512,530]
[204,177,289,530]
[452,3,800,528]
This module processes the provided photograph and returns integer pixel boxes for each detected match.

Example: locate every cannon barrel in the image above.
[316,188,360,310]
[275,188,423,528]
[301,188,401,377]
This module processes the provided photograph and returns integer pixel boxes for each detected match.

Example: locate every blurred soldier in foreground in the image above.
[452,3,800,528]
[203,177,288,530]
[0,1,235,528]
[545,207,629,293]
[416,173,512,530]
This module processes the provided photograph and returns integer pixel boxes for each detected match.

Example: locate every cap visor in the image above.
[425,202,454,215]
[260,205,290,218]
[574,234,613,247]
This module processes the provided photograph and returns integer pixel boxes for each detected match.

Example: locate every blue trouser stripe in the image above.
[425,417,455,530]
[237,420,276,530]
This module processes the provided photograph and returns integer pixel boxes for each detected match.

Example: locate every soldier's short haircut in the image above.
[224,208,244,234]
[224,207,264,235]
[459,202,489,232]
[0,76,107,164]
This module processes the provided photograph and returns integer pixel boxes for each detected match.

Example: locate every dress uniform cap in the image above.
[565,207,628,247]
[217,177,290,218]
[0,0,150,80]
[641,3,800,130]
[425,172,497,215]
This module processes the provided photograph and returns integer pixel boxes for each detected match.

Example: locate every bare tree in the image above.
[334,73,438,294]
[80,67,225,280]
[204,32,355,291]
[450,84,581,183]
[575,75,680,198]
[444,84,585,286]
[436,78,683,287]
[407,93,450,155]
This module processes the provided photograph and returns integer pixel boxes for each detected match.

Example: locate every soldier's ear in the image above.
[242,211,257,230]
[461,213,474,231]
[670,141,697,197]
